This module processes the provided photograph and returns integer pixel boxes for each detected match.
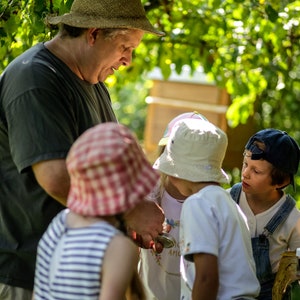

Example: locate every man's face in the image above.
[84,29,144,83]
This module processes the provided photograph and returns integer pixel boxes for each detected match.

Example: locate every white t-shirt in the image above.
[180,185,260,300]
[139,189,183,300]
[238,191,300,272]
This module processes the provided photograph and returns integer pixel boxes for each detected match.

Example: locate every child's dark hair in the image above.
[270,167,291,189]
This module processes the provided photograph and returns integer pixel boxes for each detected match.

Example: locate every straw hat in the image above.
[154,119,229,184]
[47,0,165,36]
[66,122,159,217]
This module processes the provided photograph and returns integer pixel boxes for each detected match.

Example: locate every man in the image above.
[0,0,165,299]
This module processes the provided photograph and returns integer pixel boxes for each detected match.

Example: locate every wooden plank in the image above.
[150,80,227,105]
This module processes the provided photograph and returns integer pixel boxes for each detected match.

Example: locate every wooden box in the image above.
[143,79,255,170]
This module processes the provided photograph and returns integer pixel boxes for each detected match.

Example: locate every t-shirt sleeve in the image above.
[6,87,76,172]
[1,45,115,173]
[180,195,220,262]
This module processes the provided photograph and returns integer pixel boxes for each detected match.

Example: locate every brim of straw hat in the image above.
[47,13,165,36]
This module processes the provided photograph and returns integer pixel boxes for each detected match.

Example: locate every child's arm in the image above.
[192,253,219,300]
[100,234,142,300]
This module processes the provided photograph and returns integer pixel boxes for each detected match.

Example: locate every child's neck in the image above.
[245,190,284,215]
[165,180,186,200]
[188,181,220,196]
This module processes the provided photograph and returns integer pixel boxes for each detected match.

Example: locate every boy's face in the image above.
[241,150,275,194]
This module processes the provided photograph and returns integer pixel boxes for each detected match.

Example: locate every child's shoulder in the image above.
[286,194,300,216]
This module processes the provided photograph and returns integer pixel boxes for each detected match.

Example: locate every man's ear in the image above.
[86,28,100,45]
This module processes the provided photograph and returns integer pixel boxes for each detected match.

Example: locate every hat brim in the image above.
[158,136,168,146]
[68,158,160,216]
[47,14,165,36]
[154,155,229,185]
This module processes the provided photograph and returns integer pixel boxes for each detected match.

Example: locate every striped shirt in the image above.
[34,209,119,300]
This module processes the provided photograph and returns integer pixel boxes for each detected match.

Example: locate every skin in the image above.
[124,201,164,248]
[241,150,289,215]
[164,175,187,200]
[32,28,164,245]
[44,28,144,84]
[169,176,220,197]
[101,235,140,300]
[192,253,219,300]
[32,159,69,206]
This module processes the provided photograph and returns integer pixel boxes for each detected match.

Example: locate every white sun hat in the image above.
[154,118,229,184]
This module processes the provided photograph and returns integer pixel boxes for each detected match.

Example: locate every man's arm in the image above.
[32,159,165,247]
[32,159,70,206]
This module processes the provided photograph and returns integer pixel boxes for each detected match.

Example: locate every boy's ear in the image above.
[276,176,291,190]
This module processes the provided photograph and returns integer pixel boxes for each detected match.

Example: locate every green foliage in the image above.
[1,0,300,132]
[0,0,71,70]
[106,71,152,141]
[1,0,300,197]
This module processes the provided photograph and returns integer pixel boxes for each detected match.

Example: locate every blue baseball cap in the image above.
[245,129,300,187]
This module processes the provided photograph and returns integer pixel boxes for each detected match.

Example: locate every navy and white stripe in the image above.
[34,209,119,300]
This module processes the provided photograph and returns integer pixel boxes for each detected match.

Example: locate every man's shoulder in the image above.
[5,43,45,69]
[1,43,55,87]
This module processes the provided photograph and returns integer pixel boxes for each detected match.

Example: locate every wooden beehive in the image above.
[143,77,256,170]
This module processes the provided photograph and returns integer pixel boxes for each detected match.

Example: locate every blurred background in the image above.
[1,0,299,201]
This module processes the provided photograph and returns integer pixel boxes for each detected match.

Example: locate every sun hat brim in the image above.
[47,14,165,36]
[154,155,229,184]
[154,118,229,185]
[158,136,169,147]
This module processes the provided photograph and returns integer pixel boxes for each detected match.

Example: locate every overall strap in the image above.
[230,182,242,204]
[264,195,296,235]
[230,183,296,236]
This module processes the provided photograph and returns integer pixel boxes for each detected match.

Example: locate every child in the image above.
[154,118,260,300]
[229,128,300,300]
[33,122,160,300]
[139,112,207,300]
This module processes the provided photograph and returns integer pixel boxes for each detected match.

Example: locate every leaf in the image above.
[265,4,278,23]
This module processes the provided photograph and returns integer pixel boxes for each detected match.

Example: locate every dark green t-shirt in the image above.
[0,43,117,289]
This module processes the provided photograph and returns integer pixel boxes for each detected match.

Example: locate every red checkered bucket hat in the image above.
[66,122,159,216]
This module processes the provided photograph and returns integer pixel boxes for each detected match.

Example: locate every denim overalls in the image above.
[230,183,296,300]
